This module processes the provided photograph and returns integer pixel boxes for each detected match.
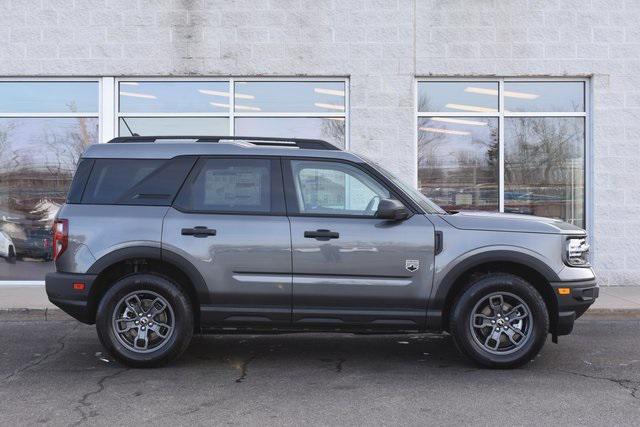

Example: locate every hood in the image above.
[441,211,585,235]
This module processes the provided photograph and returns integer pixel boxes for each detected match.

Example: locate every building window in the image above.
[417,79,587,228]
[0,77,346,284]
[0,80,99,281]
[117,79,347,148]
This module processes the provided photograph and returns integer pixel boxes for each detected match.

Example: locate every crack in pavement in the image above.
[235,353,256,383]
[558,369,640,400]
[72,368,129,426]
[0,323,80,384]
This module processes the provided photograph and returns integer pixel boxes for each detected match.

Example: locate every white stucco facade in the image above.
[1,0,638,285]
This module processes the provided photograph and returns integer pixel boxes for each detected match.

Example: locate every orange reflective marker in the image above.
[557,288,571,295]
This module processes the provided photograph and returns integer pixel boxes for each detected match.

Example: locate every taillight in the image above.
[52,219,68,261]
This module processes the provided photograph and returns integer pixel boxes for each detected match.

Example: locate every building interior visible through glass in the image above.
[417,80,585,228]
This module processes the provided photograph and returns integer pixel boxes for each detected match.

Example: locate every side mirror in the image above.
[375,198,411,221]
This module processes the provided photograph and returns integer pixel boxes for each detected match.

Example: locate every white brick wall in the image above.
[2,0,639,285]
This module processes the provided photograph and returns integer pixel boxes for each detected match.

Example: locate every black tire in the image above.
[449,273,549,369]
[96,273,193,368]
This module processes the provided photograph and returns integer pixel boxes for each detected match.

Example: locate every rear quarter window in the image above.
[80,157,195,205]
[66,158,94,204]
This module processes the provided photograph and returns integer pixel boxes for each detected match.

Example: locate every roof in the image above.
[81,136,362,162]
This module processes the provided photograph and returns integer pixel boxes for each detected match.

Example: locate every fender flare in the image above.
[426,250,560,330]
[87,246,210,304]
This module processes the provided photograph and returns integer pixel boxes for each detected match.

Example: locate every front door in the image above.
[284,159,435,329]
[162,156,292,327]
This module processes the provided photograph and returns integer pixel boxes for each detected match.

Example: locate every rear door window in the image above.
[173,157,285,214]
[81,157,196,205]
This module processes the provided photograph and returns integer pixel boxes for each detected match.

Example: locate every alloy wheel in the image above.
[111,290,175,354]
[469,292,533,355]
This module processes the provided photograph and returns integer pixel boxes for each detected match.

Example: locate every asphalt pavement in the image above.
[0,317,638,426]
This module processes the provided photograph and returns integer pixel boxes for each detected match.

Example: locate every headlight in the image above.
[565,236,590,267]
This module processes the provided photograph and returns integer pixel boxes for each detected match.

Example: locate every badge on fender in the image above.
[405,260,419,272]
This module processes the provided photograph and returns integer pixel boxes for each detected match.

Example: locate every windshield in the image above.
[362,156,447,215]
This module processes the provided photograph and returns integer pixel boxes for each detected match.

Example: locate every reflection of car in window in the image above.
[12,227,53,261]
[0,231,16,261]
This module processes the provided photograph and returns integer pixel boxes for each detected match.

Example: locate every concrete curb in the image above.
[1,307,639,322]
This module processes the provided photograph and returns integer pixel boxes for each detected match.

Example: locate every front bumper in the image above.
[45,272,97,324]
[550,278,599,336]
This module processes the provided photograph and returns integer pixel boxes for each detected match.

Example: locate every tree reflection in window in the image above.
[417,80,586,227]
[505,117,584,227]
[0,116,97,280]
[418,116,499,212]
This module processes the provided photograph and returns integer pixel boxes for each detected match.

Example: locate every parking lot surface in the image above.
[0,318,638,426]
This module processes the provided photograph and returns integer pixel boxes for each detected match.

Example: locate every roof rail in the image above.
[107,135,339,150]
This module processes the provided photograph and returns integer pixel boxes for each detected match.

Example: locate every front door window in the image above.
[290,160,390,217]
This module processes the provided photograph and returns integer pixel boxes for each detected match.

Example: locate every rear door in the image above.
[162,156,292,327]
[283,158,436,329]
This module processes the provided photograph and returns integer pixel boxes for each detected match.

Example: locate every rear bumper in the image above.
[551,278,599,336]
[45,272,97,324]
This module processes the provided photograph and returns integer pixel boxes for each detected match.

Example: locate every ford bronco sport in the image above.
[46,136,598,368]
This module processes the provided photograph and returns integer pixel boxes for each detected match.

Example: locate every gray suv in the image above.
[46,136,598,368]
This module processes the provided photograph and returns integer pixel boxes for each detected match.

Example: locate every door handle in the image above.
[304,229,339,240]
[181,226,217,238]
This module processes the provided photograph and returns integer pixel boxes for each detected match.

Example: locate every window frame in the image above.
[113,77,350,149]
[0,77,102,134]
[172,155,286,216]
[415,77,591,233]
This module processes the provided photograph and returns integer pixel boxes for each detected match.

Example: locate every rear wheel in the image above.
[449,273,548,368]
[96,273,193,368]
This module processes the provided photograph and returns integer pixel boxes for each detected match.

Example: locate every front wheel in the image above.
[96,273,193,368]
[449,273,549,369]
